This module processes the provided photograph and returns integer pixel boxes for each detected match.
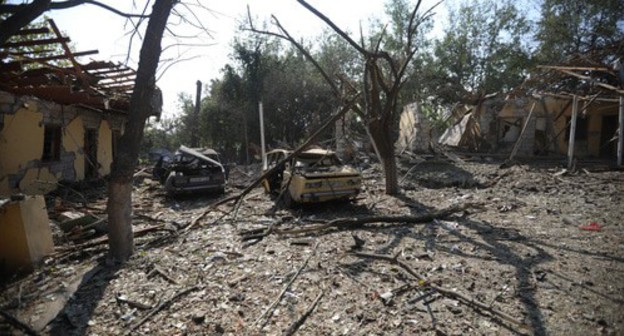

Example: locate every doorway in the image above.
[599,115,618,159]
[84,129,98,179]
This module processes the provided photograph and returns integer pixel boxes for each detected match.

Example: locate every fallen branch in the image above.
[55,224,175,253]
[0,310,38,336]
[261,203,479,237]
[256,243,318,329]
[353,252,527,329]
[147,266,179,285]
[128,286,199,334]
[241,222,275,242]
[282,290,324,336]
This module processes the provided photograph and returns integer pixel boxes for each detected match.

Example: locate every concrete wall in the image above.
[0,195,54,274]
[396,102,433,153]
[0,91,124,196]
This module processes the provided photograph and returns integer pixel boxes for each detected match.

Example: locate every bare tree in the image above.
[0,0,148,45]
[247,0,437,195]
[2,0,180,261]
[107,0,175,262]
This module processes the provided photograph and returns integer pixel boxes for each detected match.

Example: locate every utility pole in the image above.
[259,101,267,170]
[192,80,201,148]
[567,95,578,169]
[618,95,623,166]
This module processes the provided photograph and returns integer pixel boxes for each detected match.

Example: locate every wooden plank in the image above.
[538,65,610,72]
[7,49,98,63]
[559,69,624,95]
[48,19,92,93]
[508,101,537,161]
[14,27,50,35]
[567,95,579,169]
[618,96,624,166]
[97,71,135,80]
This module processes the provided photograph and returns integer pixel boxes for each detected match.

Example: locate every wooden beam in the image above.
[618,96,624,166]
[98,72,136,80]
[47,19,92,93]
[558,69,624,95]
[7,49,98,63]
[538,65,611,72]
[508,101,537,161]
[568,95,579,169]
[14,27,50,35]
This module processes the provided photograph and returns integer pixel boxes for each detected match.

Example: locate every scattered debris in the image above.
[1,157,622,335]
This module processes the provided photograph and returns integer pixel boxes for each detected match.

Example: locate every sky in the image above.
[47,0,447,117]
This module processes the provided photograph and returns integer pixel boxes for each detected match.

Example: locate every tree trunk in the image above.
[369,119,400,195]
[107,0,175,262]
[0,0,51,45]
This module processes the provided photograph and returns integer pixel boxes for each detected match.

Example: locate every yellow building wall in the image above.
[0,102,61,196]
[97,120,113,176]
[0,103,45,174]
[0,195,54,274]
[64,116,85,181]
[0,95,122,196]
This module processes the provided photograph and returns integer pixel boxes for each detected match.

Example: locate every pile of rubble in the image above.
[1,156,623,335]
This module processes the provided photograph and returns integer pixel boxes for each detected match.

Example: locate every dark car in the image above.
[153,145,226,196]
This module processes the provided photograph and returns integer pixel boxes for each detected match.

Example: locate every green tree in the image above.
[427,0,532,105]
[535,0,624,64]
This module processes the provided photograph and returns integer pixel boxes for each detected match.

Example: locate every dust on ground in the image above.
[1,155,623,336]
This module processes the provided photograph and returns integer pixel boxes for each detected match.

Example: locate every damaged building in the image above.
[0,19,161,197]
[0,19,161,274]
[434,65,624,165]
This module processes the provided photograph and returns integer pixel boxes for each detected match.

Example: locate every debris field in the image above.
[1,156,623,336]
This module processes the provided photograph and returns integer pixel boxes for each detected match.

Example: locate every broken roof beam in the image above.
[88,67,135,76]
[101,84,135,91]
[47,19,92,93]
[13,27,51,36]
[557,69,624,95]
[538,65,612,72]
[7,49,98,63]
[96,69,136,79]
[100,81,135,88]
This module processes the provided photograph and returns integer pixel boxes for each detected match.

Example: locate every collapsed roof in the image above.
[0,18,160,115]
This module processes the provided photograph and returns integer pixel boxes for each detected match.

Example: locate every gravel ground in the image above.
[1,156,623,336]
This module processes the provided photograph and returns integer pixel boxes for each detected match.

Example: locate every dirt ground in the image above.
[1,154,623,336]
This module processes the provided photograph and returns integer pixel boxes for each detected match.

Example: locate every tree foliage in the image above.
[535,0,624,64]
[426,0,533,105]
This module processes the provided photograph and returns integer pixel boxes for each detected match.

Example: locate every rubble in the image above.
[1,156,623,335]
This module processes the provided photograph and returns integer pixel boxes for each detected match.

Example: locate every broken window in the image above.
[498,118,522,143]
[42,125,62,161]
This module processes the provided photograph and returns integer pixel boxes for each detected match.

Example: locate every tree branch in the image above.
[296,0,370,56]
[353,252,528,329]
[49,0,151,18]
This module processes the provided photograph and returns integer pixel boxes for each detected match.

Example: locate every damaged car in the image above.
[153,145,226,196]
[262,148,361,206]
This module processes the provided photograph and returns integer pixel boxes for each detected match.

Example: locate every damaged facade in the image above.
[439,94,621,159]
[0,19,161,197]
[0,90,126,195]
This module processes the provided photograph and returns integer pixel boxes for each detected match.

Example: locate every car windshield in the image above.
[294,153,341,169]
